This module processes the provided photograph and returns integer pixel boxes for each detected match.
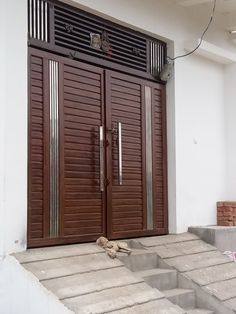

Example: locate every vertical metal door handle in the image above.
[99,126,104,192]
[118,122,123,185]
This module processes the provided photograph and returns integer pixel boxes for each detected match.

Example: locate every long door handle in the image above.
[99,126,104,192]
[118,122,123,185]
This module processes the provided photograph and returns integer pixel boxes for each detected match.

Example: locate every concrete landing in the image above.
[189,226,236,252]
[137,233,236,314]
[13,243,184,314]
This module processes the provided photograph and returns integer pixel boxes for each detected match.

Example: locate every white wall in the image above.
[0,256,72,314]
[225,64,236,200]
[175,55,225,232]
[0,0,28,256]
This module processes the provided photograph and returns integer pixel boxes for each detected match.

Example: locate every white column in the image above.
[0,0,28,255]
[225,63,236,200]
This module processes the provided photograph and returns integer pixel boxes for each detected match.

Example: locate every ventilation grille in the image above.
[28,0,167,80]
[150,41,166,77]
[54,5,148,72]
[28,0,49,42]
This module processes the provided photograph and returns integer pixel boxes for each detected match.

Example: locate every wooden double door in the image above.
[28,48,168,247]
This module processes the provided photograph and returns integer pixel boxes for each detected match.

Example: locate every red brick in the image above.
[220,221,234,226]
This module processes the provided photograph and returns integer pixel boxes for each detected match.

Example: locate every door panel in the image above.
[28,53,49,242]
[106,71,145,238]
[61,61,106,240]
[105,71,168,239]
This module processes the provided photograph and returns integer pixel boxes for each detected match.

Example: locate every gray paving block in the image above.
[23,253,123,280]
[62,283,164,314]
[137,233,199,247]
[13,243,103,263]
[186,309,213,314]
[153,240,216,259]
[189,226,236,252]
[204,277,236,301]
[167,250,231,272]
[43,267,143,299]
[109,298,186,314]
[135,268,177,290]
[224,298,236,312]
[185,262,236,286]
[118,250,159,271]
[163,288,195,309]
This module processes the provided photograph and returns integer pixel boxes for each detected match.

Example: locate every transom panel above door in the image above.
[28,48,168,248]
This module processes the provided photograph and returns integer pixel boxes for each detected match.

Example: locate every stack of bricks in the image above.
[217,201,236,226]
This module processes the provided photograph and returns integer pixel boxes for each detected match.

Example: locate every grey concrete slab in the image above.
[163,288,195,309]
[63,283,164,314]
[23,253,123,280]
[204,277,236,301]
[189,226,236,252]
[43,267,143,300]
[186,310,213,314]
[109,299,186,314]
[135,268,178,290]
[152,240,216,259]
[167,250,231,272]
[185,262,236,286]
[118,251,159,271]
[224,298,236,312]
[13,243,103,263]
[137,233,199,247]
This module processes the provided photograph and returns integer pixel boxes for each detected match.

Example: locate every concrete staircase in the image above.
[119,250,214,314]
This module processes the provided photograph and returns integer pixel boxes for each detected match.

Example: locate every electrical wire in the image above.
[167,0,217,61]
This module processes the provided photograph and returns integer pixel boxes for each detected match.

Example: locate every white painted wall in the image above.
[0,0,235,256]
[0,256,72,314]
[0,0,28,256]
[175,55,225,232]
[224,63,236,200]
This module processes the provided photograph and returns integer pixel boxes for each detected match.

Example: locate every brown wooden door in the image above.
[60,60,106,243]
[105,71,168,239]
[28,49,167,248]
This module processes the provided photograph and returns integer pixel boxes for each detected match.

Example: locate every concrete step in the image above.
[109,298,186,314]
[118,250,159,271]
[62,282,164,314]
[135,267,178,290]
[163,288,195,309]
[186,309,214,314]
[43,267,143,300]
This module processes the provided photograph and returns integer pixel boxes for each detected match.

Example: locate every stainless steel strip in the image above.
[45,2,48,42]
[41,0,44,41]
[49,60,59,237]
[145,86,154,230]
[99,126,104,192]
[29,0,32,37]
[36,0,40,39]
[33,0,36,38]
[150,42,153,75]
[118,122,123,185]
[155,43,158,76]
